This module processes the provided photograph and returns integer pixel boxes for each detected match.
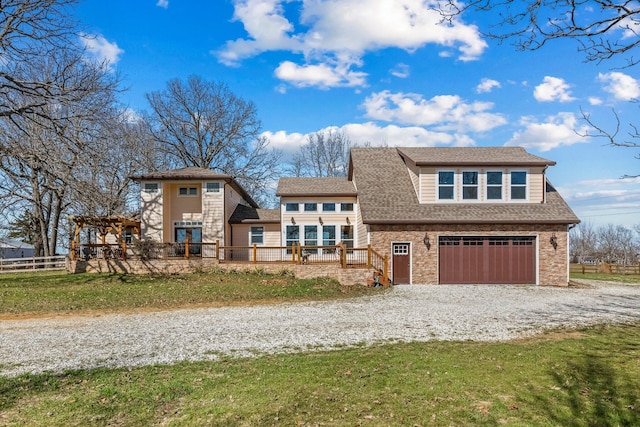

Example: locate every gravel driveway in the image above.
[1,280,639,377]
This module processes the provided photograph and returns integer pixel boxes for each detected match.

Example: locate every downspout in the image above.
[542,165,548,203]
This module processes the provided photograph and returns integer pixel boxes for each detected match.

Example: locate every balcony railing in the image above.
[70,241,389,284]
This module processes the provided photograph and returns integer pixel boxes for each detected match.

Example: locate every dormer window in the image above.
[510,171,527,200]
[486,171,503,200]
[438,171,455,200]
[462,171,478,200]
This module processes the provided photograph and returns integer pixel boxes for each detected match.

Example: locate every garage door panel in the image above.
[439,236,536,284]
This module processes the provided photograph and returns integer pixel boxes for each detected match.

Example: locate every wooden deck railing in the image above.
[70,241,390,284]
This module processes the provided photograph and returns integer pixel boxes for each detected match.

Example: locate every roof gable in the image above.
[397,147,556,167]
[276,177,357,197]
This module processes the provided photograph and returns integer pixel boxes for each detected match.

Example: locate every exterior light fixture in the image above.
[550,232,558,250]
[291,217,296,225]
[346,217,351,225]
[319,217,324,225]
[423,233,431,250]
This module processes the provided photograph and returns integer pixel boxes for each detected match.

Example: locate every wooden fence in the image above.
[70,241,390,284]
[570,263,640,275]
[0,255,67,273]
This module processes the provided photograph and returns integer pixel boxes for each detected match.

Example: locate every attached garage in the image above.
[438,236,536,284]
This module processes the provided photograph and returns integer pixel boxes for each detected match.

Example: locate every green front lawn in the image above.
[1,323,638,426]
[0,270,386,317]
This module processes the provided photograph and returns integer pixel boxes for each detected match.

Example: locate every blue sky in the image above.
[75,0,640,228]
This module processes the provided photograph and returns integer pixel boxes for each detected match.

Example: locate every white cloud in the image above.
[217,0,488,88]
[274,59,367,88]
[534,76,575,102]
[390,63,410,79]
[362,90,507,133]
[588,96,603,105]
[80,33,124,69]
[156,0,169,8]
[476,78,501,93]
[505,112,590,151]
[598,72,640,100]
[261,122,475,157]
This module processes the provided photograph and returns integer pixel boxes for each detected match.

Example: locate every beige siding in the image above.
[406,163,420,200]
[224,183,249,246]
[163,183,204,243]
[231,223,280,247]
[141,181,163,242]
[418,167,546,204]
[356,202,367,247]
[202,180,225,244]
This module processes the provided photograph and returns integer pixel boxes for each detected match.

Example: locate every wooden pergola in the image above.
[70,214,141,245]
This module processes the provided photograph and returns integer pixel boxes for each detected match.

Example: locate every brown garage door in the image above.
[439,236,536,284]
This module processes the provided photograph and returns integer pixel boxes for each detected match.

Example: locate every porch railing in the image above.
[70,241,390,284]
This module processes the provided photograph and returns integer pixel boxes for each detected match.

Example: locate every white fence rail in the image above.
[0,255,67,273]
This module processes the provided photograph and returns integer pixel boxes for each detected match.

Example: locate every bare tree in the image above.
[570,221,597,262]
[439,1,640,66]
[290,130,351,177]
[0,0,84,120]
[0,49,125,256]
[439,1,640,173]
[145,76,281,204]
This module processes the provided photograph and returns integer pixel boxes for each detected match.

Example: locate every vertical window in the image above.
[340,203,354,212]
[304,225,318,247]
[285,203,299,212]
[250,226,264,245]
[206,182,220,193]
[341,225,354,248]
[322,225,336,247]
[462,171,478,200]
[304,203,317,212]
[322,203,336,212]
[486,171,503,200]
[438,171,455,200]
[511,171,527,200]
[143,183,159,193]
[286,225,299,253]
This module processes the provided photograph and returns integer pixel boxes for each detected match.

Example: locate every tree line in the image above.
[570,223,640,266]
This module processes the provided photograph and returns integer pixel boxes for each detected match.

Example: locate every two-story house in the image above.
[132,167,258,248]
[132,147,579,286]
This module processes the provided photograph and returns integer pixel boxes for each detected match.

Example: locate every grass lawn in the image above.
[0,323,638,426]
[570,272,640,284]
[0,270,386,317]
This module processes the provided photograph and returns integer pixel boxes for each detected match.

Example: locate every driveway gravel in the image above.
[1,280,639,377]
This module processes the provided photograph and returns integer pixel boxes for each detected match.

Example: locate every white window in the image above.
[462,171,478,200]
[340,203,354,212]
[304,203,317,212]
[510,171,527,200]
[322,225,336,246]
[393,244,409,255]
[286,225,299,252]
[322,203,336,212]
[341,225,354,248]
[206,182,221,193]
[250,226,264,245]
[438,171,455,200]
[178,187,198,196]
[143,183,159,193]
[486,171,503,200]
[285,203,299,212]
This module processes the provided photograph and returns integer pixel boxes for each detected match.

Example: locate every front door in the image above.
[392,243,411,284]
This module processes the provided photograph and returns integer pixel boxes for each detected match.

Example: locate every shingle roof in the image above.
[349,147,580,225]
[130,167,259,208]
[131,166,233,181]
[276,177,357,196]
[397,146,556,166]
[229,205,281,224]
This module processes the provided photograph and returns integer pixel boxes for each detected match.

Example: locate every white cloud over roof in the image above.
[362,90,507,133]
[505,112,590,151]
[217,0,487,88]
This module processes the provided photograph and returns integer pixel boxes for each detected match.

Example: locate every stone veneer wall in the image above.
[67,259,376,286]
[369,223,569,286]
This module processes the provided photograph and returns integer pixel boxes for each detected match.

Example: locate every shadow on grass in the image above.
[531,343,639,426]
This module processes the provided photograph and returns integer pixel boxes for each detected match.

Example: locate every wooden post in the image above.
[71,241,76,261]
[215,240,220,260]
[122,242,127,260]
[253,243,257,264]
[297,243,302,265]
[185,240,190,259]
[367,244,372,268]
[383,255,389,284]
[341,245,347,268]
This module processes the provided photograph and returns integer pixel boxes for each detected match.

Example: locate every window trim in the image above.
[461,170,479,201]
[304,203,318,212]
[205,182,221,193]
[485,170,504,201]
[143,182,159,193]
[322,203,336,212]
[250,226,264,245]
[437,170,456,201]
[285,202,299,212]
[509,170,529,201]
[178,186,198,197]
[340,202,354,212]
